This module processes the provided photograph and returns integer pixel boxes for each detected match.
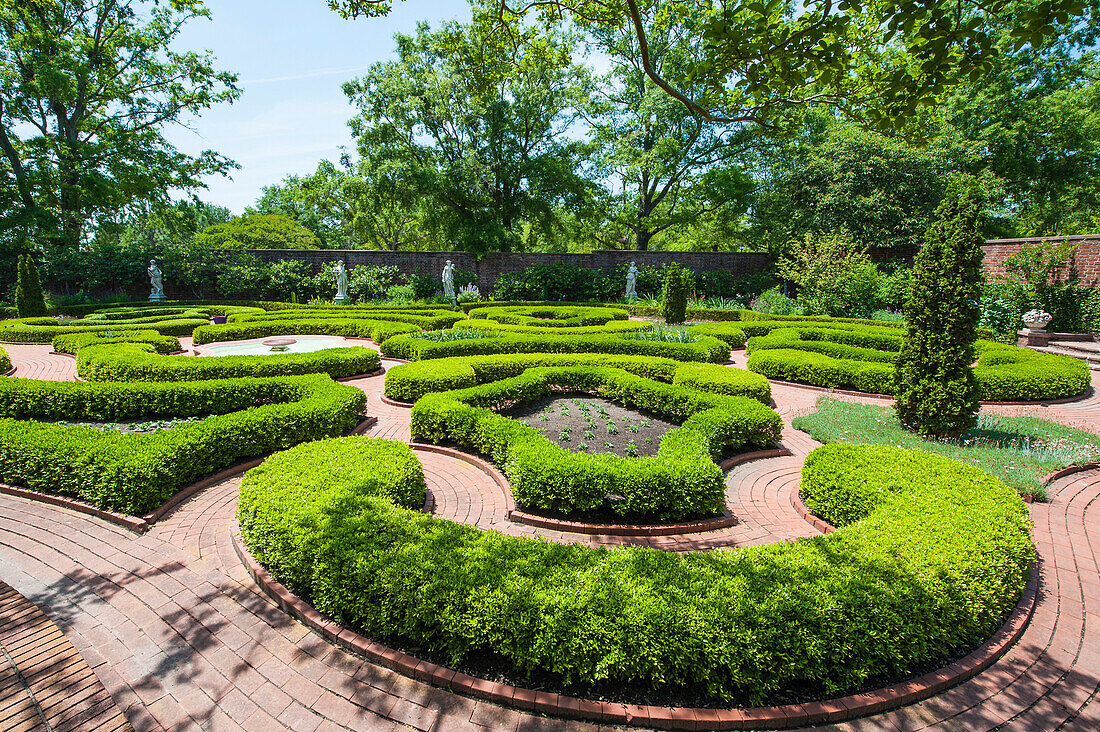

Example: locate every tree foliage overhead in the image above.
[0,0,240,253]
[342,7,597,254]
[195,214,322,251]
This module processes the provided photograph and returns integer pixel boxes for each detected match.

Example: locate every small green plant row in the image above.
[226,307,465,331]
[744,331,1090,401]
[191,317,420,346]
[238,438,1031,703]
[409,366,781,520]
[466,305,629,327]
[385,352,771,404]
[52,330,182,355]
[0,374,366,514]
[75,343,381,382]
[453,319,650,336]
[380,330,730,363]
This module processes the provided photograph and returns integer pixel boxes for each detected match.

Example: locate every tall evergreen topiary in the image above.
[894,176,985,437]
[15,254,48,318]
[662,262,688,324]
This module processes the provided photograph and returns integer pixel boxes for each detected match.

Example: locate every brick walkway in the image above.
[0,342,1097,730]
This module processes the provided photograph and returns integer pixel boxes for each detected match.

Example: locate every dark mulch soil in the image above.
[502,393,680,458]
[30,416,210,434]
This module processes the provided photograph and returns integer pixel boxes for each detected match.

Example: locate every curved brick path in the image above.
[0,342,1097,730]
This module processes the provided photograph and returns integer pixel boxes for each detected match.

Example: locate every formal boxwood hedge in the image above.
[411,366,781,520]
[745,325,1090,401]
[239,440,1031,702]
[385,354,771,405]
[381,331,730,363]
[226,308,464,331]
[191,318,419,346]
[0,346,10,374]
[467,305,629,327]
[0,374,365,513]
[454,318,650,335]
[76,343,381,382]
[52,330,182,355]
[0,317,211,343]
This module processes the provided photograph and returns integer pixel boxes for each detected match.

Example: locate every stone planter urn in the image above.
[1018,309,1053,347]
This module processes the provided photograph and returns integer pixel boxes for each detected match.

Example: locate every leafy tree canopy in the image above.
[195,214,322,251]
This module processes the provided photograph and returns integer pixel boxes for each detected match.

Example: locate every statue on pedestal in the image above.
[625,261,638,302]
[442,260,455,300]
[333,260,349,302]
[147,259,165,301]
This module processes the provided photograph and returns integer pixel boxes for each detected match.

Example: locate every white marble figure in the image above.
[333,260,349,302]
[442,260,456,300]
[625,261,639,302]
[147,259,165,301]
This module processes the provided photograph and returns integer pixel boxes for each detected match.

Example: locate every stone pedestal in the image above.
[148,293,166,302]
[1017,328,1051,347]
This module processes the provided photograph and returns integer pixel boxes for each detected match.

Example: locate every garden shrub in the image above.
[671,363,771,404]
[0,346,10,374]
[15,255,47,318]
[239,441,1031,703]
[456,319,649,336]
[410,367,782,520]
[895,176,985,437]
[191,318,419,346]
[662,263,689,325]
[467,305,629,327]
[76,343,381,382]
[52,330,182,355]
[0,317,211,343]
[0,374,365,514]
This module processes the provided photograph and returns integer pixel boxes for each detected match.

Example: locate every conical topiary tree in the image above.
[15,254,48,318]
[894,175,985,437]
[662,262,688,325]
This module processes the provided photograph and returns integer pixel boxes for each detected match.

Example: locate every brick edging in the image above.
[1042,461,1100,485]
[380,393,414,408]
[0,483,149,533]
[1,367,15,376]
[718,446,792,471]
[791,490,836,535]
[233,534,1040,731]
[336,366,385,382]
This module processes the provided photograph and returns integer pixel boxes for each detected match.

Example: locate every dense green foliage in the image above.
[194,214,322,250]
[411,366,781,520]
[0,346,9,374]
[794,398,1100,498]
[661,262,689,324]
[15,255,47,317]
[895,177,985,436]
[192,318,418,346]
[241,433,1031,702]
[76,343,380,382]
[0,373,365,513]
[467,305,628,327]
[52,330,181,356]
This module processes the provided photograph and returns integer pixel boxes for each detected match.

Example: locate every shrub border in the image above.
[233,533,1038,731]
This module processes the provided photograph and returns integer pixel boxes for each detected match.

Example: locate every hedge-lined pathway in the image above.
[0,342,1097,730]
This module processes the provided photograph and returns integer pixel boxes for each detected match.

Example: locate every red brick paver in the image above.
[0,342,1097,729]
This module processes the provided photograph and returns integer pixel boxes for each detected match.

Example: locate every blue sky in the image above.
[166,0,471,213]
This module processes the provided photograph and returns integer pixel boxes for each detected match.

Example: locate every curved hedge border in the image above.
[0,346,9,375]
[52,330,182,356]
[467,305,629,327]
[410,366,781,520]
[0,373,365,514]
[76,343,381,382]
[226,307,464,331]
[0,317,212,343]
[381,331,730,363]
[239,439,1031,703]
[745,326,1090,401]
[192,318,419,346]
[385,353,771,404]
[455,319,650,335]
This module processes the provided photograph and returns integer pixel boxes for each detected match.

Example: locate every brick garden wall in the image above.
[980,236,1100,287]
[243,249,773,296]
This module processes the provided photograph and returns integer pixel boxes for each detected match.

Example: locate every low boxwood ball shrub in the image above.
[239,440,1032,703]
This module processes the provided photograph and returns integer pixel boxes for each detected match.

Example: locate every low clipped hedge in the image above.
[454,318,650,335]
[0,317,211,343]
[0,346,9,374]
[467,305,629,327]
[239,440,1031,703]
[0,374,365,514]
[227,307,464,331]
[411,366,781,520]
[191,318,418,345]
[745,329,1090,401]
[52,330,182,355]
[381,331,730,363]
[385,354,771,404]
[76,343,381,382]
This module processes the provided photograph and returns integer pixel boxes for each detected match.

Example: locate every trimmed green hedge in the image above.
[227,308,464,331]
[748,349,896,394]
[0,317,211,343]
[410,366,781,520]
[973,342,1092,401]
[381,331,730,363]
[239,440,1031,702]
[76,343,381,382]
[0,374,366,514]
[0,346,9,375]
[385,354,771,404]
[192,318,419,345]
[52,330,182,355]
[467,305,629,327]
[454,318,650,335]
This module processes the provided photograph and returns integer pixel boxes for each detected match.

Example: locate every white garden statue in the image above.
[333,260,349,302]
[147,259,165,301]
[442,260,456,300]
[625,261,639,302]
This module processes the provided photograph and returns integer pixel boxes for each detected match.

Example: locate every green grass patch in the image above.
[792,397,1100,500]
